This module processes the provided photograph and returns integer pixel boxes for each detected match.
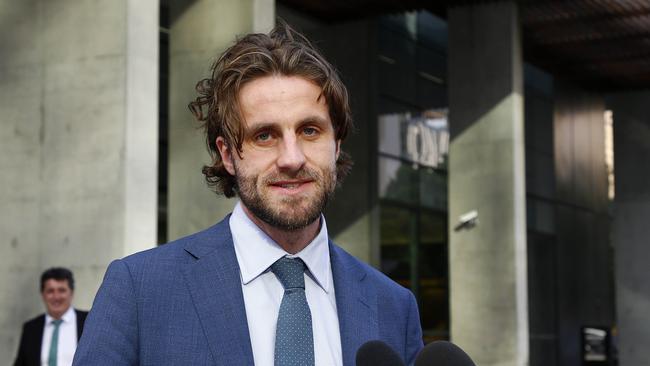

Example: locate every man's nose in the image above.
[277,135,306,172]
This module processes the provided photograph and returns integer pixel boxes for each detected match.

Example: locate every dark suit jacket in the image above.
[13,309,88,366]
[73,216,423,365]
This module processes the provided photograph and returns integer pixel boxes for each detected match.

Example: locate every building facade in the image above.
[2,1,649,365]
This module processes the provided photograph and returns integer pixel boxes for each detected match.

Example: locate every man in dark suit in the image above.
[14,267,88,366]
[73,23,423,366]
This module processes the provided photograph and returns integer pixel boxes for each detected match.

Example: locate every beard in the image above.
[234,163,337,231]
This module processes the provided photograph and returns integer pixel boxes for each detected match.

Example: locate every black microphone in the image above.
[414,341,476,366]
[356,340,406,366]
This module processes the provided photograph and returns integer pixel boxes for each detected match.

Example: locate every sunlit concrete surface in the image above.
[448,2,528,366]
[0,0,158,359]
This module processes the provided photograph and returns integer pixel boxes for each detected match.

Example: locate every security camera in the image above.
[453,210,478,232]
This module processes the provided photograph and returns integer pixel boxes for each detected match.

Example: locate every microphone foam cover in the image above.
[414,341,476,366]
[356,340,406,366]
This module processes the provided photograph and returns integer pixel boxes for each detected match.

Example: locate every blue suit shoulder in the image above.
[115,218,231,277]
[74,219,232,366]
[329,243,423,365]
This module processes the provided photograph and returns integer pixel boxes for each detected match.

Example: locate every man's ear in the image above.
[216,137,236,175]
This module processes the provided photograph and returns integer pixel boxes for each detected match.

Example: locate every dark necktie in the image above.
[48,319,63,366]
[271,257,315,366]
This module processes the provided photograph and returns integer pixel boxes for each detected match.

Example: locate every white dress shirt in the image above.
[230,202,343,366]
[41,306,77,366]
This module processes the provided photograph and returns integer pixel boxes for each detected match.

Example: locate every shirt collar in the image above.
[230,201,332,293]
[45,306,75,325]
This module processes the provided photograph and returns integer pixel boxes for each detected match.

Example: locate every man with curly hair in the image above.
[74,23,423,366]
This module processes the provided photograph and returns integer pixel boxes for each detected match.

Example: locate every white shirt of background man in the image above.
[41,306,77,366]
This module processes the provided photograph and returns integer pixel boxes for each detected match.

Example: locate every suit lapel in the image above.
[183,220,254,366]
[75,309,87,340]
[31,315,46,365]
[330,243,379,366]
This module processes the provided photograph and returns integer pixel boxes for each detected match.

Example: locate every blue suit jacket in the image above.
[73,217,423,365]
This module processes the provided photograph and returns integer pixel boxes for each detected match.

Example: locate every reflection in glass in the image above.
[380,205,414,287]
[378,109,449,168]
[420,167,447,211]
[379,157,417,204]
[418,211,449,339]
[376,10,450,344]
[378,109,449,341]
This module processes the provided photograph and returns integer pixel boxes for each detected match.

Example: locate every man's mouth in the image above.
[270,180,313,190]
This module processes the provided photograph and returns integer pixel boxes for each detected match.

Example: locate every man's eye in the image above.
[256,132,271,141]
[303,127,318,136]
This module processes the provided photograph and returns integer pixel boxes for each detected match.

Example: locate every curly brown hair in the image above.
[188,22,354,198]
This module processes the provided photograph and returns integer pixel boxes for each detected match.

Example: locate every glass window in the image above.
[379,157,417,205]
[377,109,449,342]
[419,167,447,211]
[377,11,449,343]
[380,205,415,287]
[419,211,449,338]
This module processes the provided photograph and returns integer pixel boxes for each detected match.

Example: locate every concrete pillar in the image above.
[607,91,650,366]
[0,0,158,359]
[167,0,274,240]
[553,82,613,366]
[447,2,528,365]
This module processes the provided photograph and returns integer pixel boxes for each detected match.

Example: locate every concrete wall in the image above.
[167,0,274,241]
[447,2,529,365]
[607,91,650,366]
[0,0,158,359]
[553,82,613,366]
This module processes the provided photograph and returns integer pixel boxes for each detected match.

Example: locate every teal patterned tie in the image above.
[271,257,315,366]
[48,319,63,366]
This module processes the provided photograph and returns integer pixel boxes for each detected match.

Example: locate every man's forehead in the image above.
[44,278,71,288]
[238,75,325,102]
[237,76,332,128]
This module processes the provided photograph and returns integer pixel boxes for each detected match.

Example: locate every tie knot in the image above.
[271,257,306,290]
[52,319,63,327]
